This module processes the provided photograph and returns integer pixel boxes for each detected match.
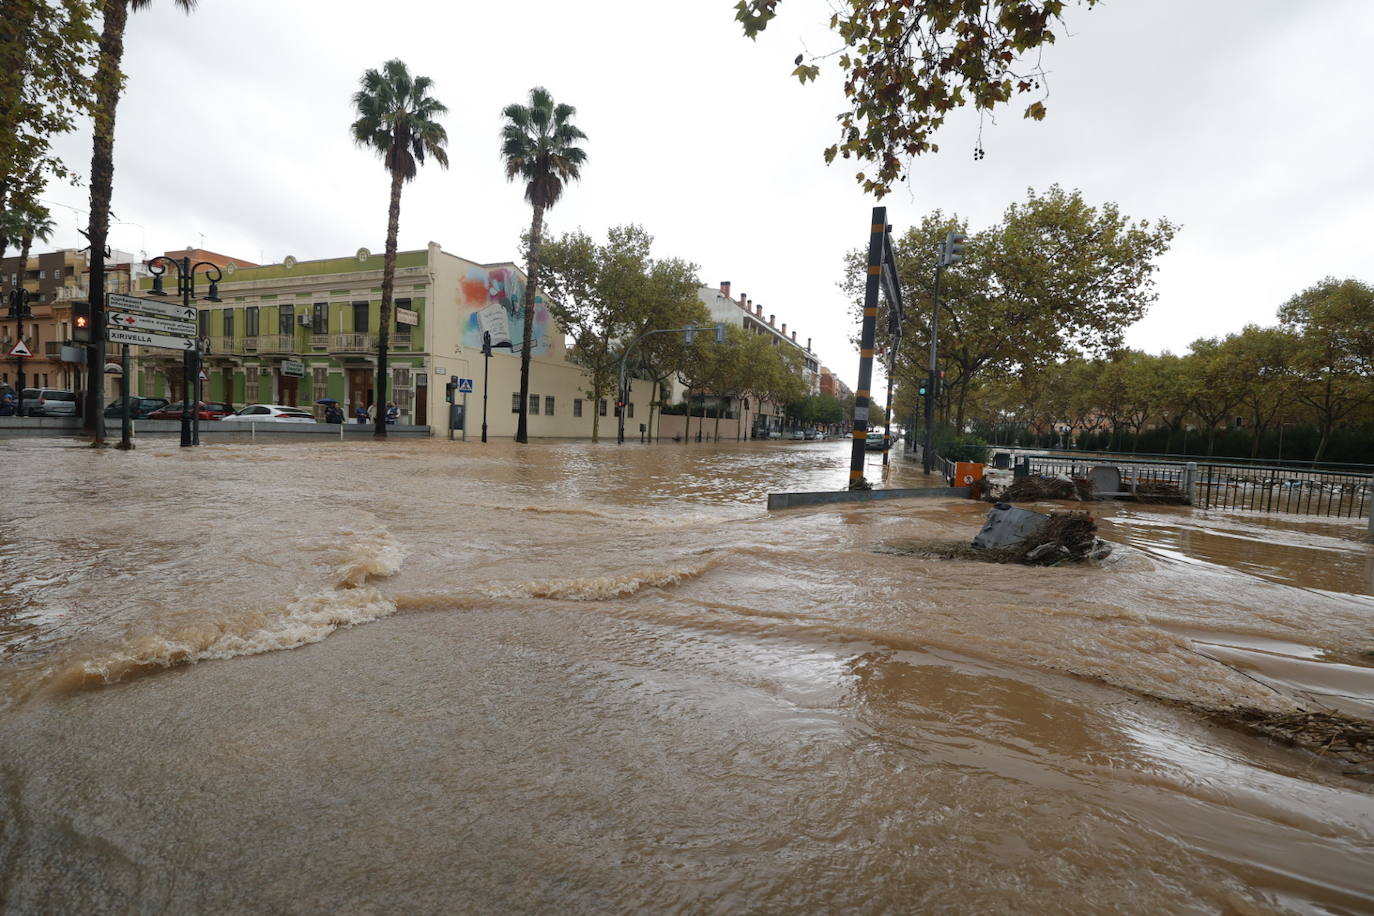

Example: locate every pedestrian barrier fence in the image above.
[1016,454,1371,520]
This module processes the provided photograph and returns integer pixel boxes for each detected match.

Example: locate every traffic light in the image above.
[683,327,696,344]
[72,301,92,343]
[942,231,967,267]
[445,378,458,403]
[918,377,930,397]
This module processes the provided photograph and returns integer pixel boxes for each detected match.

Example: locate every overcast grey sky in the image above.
[36,0,1374,389]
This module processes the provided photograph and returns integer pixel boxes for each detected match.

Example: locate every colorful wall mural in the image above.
[459,266,552,357]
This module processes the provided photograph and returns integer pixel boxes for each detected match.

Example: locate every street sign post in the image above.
[108,293,195,323]
[106,327,197,351]
[107,311,195,337]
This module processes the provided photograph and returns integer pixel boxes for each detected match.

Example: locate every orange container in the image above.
[952,461,985,496]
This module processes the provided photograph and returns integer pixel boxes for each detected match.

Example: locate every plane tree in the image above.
[735,0,1101,197]
[846,185,1175,431]
[1278,278,1374,461]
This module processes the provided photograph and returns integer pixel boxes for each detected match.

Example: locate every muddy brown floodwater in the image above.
[1,437,1372,913]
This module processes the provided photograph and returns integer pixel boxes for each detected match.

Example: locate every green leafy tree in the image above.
[501,87,587,443]
[83,0,196,436]
[847,186,1175,430]
[351,58,449,438]
[0,0,97,249]
[538,224,703,442]
[735,0,1099,197]
[1278,278,1374,461]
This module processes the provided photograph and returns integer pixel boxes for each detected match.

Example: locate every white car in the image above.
[220,404,317,424]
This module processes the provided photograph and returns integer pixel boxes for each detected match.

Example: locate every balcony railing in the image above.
[331,333,374,353]
[255,335,298,354]
[44,341,62,358]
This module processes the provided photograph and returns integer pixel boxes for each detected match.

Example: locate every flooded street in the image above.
[1,437,1372,913]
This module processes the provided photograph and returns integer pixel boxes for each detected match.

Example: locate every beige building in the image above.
[138,243,650,438]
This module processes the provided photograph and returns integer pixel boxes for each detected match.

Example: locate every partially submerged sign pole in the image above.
[848,207,891,490]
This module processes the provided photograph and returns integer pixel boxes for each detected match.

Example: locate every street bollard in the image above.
[1184,462,1198,506]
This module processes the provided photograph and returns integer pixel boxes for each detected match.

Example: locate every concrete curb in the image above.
[767,487,970,510]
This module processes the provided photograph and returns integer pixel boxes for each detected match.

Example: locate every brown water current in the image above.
[1,437,1372,913]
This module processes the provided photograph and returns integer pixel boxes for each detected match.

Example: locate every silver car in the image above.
[20,388,78,417]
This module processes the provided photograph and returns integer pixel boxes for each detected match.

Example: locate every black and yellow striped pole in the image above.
[848,207,888,490]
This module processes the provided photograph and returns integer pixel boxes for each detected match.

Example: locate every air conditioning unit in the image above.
[298,314,312,327]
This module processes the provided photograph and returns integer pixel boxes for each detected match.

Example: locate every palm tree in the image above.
[84,0,198,438]
[15,203,55,281]
[351,58,449,438]
[500,87,587,443]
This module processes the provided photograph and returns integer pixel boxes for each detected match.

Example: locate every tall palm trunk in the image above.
[83,0,129,439]
[516,200,544,443]
[376,162,403,438]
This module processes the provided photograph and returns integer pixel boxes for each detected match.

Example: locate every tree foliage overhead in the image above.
[735,0,1097,197]
[0,0,97,196]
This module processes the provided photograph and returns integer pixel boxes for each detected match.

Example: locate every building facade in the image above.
[689,281,822,435]
[124,243,649,437]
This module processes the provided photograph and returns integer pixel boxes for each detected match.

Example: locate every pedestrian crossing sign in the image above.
[457,378,473,393]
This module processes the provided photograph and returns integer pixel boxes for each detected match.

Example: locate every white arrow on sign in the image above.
[106,327,197,351]
[108,311,195,336]
[108,292,196,323]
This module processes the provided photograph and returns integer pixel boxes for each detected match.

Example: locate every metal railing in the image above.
[1197,463,1371,519]
[1017,452,1372,519]
[331,333,374,353]
[1021,454,1192,491]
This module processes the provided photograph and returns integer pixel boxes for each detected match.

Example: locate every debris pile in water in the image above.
[1133,481,1187,503]
[998,475,1090,502]
[879,507,1111,565]
[1005,511,1112,564]
[1215,709,1374,775]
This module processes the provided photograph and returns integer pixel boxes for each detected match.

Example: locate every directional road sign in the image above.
[106,327,197,351]
[457,378,473,393]
[108,292,196,324]
[107,310,195,337]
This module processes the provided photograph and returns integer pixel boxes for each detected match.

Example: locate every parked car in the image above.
[789,429,805,440]
[220,404,317,424]
[103,396,170,419]
[147,401,234,421]
[803,429,819,440]
[20,387,78,417]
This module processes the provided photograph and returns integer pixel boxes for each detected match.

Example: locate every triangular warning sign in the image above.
[8,339,32,358]
[198,370,208,381]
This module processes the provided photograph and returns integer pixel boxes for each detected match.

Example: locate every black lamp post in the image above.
[146,256,222,447]
[7,288,34,413]
[481,330,513,443]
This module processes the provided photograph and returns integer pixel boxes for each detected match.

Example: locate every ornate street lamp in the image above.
[146,256,222,447]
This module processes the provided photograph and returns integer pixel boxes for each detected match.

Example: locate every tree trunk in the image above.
[84,0,128,440]
[375,162,404,438]
[590,400,599,443]
[516,200,545,443]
